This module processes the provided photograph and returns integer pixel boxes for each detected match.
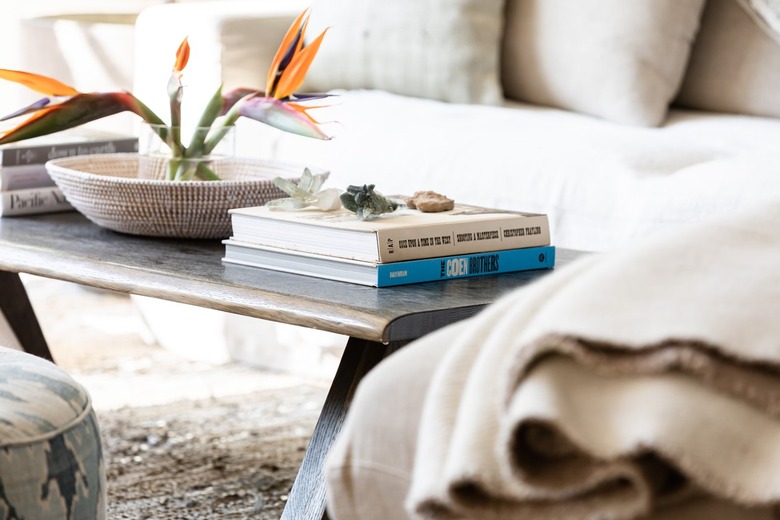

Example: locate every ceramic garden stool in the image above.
[0,345,105,520]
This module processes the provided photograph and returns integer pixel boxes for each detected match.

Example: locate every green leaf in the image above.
[187,84,225,158]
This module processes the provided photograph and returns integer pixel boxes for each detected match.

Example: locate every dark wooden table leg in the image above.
[0,271,54,362]
[281,337,405,520]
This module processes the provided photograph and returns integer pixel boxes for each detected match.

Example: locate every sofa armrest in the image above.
[133,0,307,128]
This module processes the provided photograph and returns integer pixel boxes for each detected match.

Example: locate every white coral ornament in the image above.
[266,168,343,211]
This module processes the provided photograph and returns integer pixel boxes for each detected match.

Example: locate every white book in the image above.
[0,130,138,167]
[0,186,74,217]
[228,203,551,263]
[0,163,55,192]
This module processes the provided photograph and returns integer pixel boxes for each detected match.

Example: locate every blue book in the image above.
[222,240,555,287]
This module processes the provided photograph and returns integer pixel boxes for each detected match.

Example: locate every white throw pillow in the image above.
[303,0,504,105]
[501,0,706,127]
[675,0,780,119]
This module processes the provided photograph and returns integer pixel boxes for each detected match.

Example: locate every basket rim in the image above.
[45,153,323,187]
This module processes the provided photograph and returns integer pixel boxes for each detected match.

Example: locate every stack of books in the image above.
[222,203,555,287]
[0,130,138,217]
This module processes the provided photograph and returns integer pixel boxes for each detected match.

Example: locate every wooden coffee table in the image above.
[0,212,582,519]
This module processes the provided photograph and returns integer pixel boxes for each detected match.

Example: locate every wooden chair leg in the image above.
[281,337,405,520]
[0,271,54,362]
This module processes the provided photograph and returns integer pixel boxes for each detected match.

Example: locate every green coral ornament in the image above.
[340,184,402,220]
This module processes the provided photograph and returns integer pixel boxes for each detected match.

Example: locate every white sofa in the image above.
[131,2,780,518]
[133,0,780,253]
[130,0,780,387]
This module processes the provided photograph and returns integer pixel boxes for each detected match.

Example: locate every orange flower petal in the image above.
[266,8,310,95]
[174,37,190,73]
[274,28,327,100]
[0,105,61,144]
[0,69,79,97]
[286,102,320,125]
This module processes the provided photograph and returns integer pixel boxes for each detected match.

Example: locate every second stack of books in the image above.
[0,131,138,217]
[222,202,555,287]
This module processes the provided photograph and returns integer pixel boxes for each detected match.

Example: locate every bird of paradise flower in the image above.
[0,8,332,181]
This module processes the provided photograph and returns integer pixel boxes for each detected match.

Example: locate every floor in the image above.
[17,274,332,518]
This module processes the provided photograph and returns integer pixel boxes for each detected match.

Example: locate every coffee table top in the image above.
[0,212,584,343]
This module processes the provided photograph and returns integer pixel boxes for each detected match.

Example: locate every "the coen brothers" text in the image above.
[440,254,500,278]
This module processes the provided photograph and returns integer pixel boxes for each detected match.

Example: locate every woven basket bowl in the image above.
[46,153,315,239]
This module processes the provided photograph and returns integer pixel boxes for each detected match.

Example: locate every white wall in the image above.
[0,0,162,68]
[0,1,164,132]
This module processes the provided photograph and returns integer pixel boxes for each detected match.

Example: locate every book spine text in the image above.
[0,186,74,217]
[375,215,551,262]
[0,138,139,167]
[375,246,555,286]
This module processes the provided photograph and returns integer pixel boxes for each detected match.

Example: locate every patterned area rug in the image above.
[99,380,325,519]
[22,275,329,519]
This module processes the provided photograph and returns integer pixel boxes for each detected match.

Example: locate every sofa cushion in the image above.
[303,0,504,105]
[501,0,706,126]
[675,0,780,119]
[736,0,780,43]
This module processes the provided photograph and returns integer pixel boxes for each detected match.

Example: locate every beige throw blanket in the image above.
[406,200,780,519]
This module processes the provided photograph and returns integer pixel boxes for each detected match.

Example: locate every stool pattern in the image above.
[0,347,105,520]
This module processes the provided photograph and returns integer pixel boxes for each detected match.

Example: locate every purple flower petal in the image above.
[238,97,330,140]
[1,97,51,121]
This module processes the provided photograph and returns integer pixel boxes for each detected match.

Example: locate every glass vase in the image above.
[137,123,236,181]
